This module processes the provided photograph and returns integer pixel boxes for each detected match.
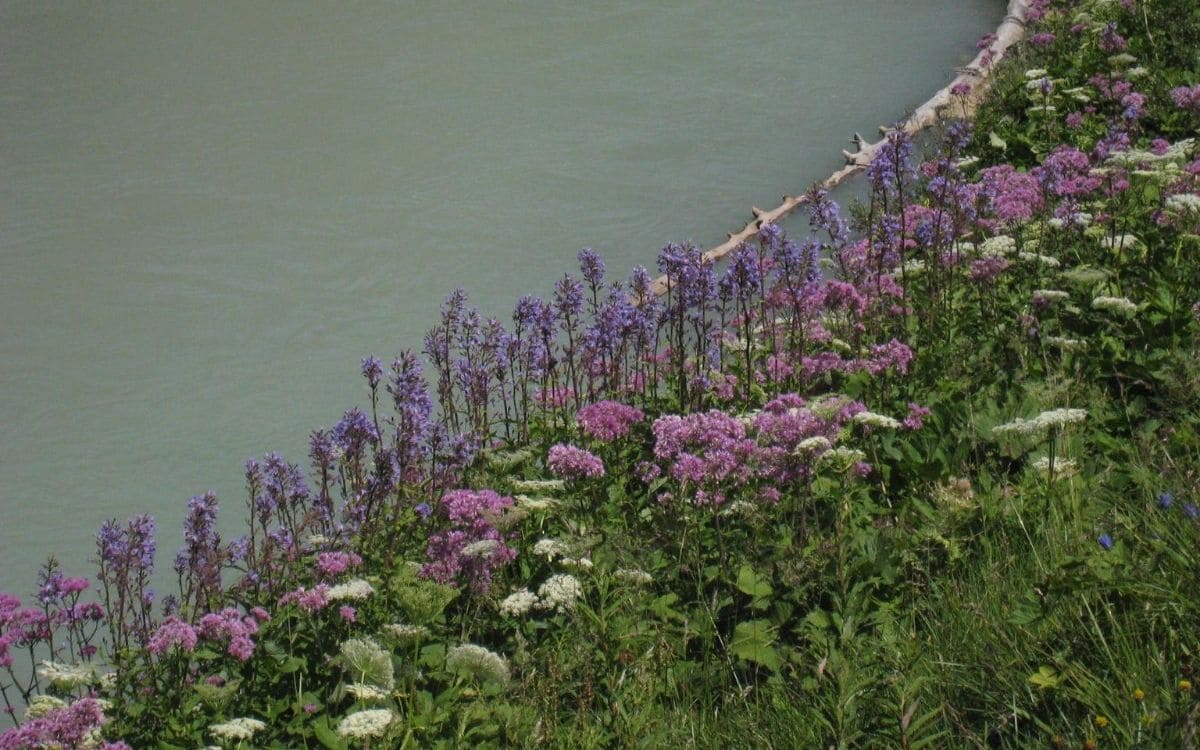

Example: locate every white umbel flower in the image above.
[327,578,375,601]
[499,589,539,617]
[1091,296,1138,315]
[614,568,654,585]
[1032,289,1070,303]
[345,683,390,702]
[993,408,1087,438]
[461,539,500,559]
[980,235,1017,257]
[446,644,510,685]
[852,411,901,430]
[537,574,583,613]
[36,661,95,690]
[1099,234,1141,251]
[382,623,430,644]
[209,717,267,741]
[795,436,832,453]
[510,479,565,494]
[1166,193,1200,214]
[531,538,568,560]
[337,708,395,739]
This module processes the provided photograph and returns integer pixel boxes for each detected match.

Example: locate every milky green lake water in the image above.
[0,1,1001,597]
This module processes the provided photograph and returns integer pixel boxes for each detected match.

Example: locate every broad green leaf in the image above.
[1028,665,1060,689]
[731,619,781,670]
[736,564,773,602]
[313,717,349,750]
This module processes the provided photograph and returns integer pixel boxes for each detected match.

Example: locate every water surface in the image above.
[0,1,1001,595]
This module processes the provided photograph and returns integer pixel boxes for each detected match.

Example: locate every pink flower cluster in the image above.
[752,394,862,483]
[1171,84,1200,113]
[0,594,49,668]
[979,164,1043,225]
[147,615,199,655]
[0,698,130,750]
[315,550,363,579]
[797,339,915,380]
[420,489,517,592]
[651,411,758,504]
[197,607,265,662]
[279,583,331,614]
[576,400,644,442]
[547,444,606,479]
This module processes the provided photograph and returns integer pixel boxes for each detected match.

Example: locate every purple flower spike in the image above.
[360,354,384,390]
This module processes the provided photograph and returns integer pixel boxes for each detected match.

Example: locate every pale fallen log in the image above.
[647,0,1032,297]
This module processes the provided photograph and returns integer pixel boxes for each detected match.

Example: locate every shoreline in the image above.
[649,0,1033,296]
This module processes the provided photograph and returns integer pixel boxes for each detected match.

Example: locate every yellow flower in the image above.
[1083,739,1098,750]
[1180,679,1193,692]
[1132,688,1144,701]
[1094,715,1109,728]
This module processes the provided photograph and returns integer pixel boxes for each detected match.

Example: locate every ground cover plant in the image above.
[2,0,1199,746]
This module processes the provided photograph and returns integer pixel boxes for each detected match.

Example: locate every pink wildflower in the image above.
[576,400,644,442]
[547,444,606,480]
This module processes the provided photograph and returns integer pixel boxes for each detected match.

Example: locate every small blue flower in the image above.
[1185,503,1199,520]
[1097,534,1113,551]
[1157,491,1174,509]
[414,502,432,518]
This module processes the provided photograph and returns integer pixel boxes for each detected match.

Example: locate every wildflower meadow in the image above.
[2,0,1199,747]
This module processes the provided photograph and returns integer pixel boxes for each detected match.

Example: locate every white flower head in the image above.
[1032,289,1070,304]
[337,708,395,739]
[1045,336,1085,351]
[1091,296,1138,315]
[345,682,390,702]
[1166,193,1200,214]
[852,411,900,430]
[515,494,558,511]
[981,235,1017,257]
[795,436,832,453]
[382,623,430,644]
[510,479,566,494]
[614,568,654,586]
[537,574,583,614]
[209,717,267,741]
[499,589,540,617]
[36,661,96,690]
[531,537,568,560]
[23,695,65,721]
[1099,233,1141,251]
[461,539,500,559]
[446,644,510,685]
[327,578,375,601]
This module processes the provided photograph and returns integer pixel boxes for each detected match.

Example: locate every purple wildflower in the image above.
[147,615,198,655]
[547,444,606,480]
[576,400,644,442]
[360,354,384,391]
[1098,534,1114,551]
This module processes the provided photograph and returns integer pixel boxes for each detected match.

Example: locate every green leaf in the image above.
[988,131,1007,151]
[313,717,349,750]
[736,565,773,605]
[731,619,781,670]
[1027,665,1060,689]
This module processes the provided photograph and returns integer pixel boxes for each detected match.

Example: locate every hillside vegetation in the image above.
[2,0,1199,747]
